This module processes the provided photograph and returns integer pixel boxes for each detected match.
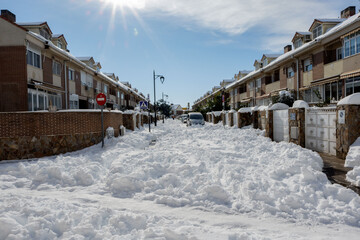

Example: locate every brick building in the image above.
[194,6,360,110]
[0,10,146,112]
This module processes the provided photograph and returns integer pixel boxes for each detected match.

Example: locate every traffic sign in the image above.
[96,93,106,106]
[140,101,148,110]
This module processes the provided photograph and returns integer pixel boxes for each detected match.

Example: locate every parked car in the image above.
[181,114,188,123]
[187,112,205,126]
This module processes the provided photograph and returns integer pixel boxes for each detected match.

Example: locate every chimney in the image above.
[341,6,356,18]
[1,9,16,23]
[284,45,292,53]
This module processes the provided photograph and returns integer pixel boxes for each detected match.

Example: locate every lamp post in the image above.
[153,70,165,126]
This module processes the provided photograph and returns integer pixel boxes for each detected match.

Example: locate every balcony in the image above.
[265,81,280,94]
[302,71,313,87]
[324,59,343,78]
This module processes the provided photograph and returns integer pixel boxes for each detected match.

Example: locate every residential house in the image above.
[194,6,360,109]
[0,9,146,112]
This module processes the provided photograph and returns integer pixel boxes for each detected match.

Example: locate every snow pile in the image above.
[1,121,360,238]
[345,138,360,187]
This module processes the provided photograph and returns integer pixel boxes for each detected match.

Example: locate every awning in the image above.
[30,79,65,93]
[310,75,340,86]
[340,69,360,79]
[240,97,252,103]
[256,94,270,100]
[340,28,360,40]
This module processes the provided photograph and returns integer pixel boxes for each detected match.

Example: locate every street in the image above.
[1,120,360,239]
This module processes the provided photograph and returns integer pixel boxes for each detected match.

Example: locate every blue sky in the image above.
[2,0,359,107]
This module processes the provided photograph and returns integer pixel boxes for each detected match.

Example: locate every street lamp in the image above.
[153,70,165,126]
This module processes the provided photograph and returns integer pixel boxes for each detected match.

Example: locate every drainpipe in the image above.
[296,58,300,100]
[64,60,68,109]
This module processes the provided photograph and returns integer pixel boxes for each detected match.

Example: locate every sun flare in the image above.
[102,0,146,9]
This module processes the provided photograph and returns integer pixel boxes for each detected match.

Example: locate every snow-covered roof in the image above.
[76,56,93,61]
[226,11,360,91]
[315,18,345,23]
[263,54,282,59]
[296,31,311,35]
[52,34,62,38]
[17,21,47,26]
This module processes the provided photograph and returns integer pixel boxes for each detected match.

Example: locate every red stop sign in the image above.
[96,93,107,106]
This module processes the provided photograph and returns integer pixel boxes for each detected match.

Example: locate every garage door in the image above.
[305,108,336,155]
[273,109,289,142]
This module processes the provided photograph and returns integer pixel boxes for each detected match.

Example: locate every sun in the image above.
[102,0,146,9]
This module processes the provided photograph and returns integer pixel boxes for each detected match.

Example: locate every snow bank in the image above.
[269,103,289,110]
[1,121,360,238]
[292,100,309,109]
[338,93,360,105]
[345,138,360,187]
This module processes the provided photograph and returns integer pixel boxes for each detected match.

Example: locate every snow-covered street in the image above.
[1,120,360,239]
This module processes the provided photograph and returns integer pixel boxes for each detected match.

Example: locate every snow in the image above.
[1,121,360,239]
[292,100,309,109]
[238,107,253,113]
[212,111,222,117]
[338,93,360,105]
[269,103,289,110]
[345,138,360,187]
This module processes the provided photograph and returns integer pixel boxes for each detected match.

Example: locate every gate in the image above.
[273,109,289,142]
[305,108,337,155]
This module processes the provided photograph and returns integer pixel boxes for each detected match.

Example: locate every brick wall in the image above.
[336,105,360,159]
[0,46,27,112]
[312,51,324,81]
[0,111,124,160]
[43,56,53,84]
[280,67,287,89]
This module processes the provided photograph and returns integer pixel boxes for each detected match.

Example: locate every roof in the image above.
[17,21,53,34]
[77,56,93,61]
[292,32,312,42]
[263,54,282,59]
[52,34,68,44]
[309,18,345,31]
[171,104,182,110]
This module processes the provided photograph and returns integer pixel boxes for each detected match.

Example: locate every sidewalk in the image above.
[320,153,360,195]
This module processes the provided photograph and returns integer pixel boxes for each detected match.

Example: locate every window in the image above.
[57,40,63,49]
[346,76,360,96]
[52,61,61,75]
[312,24,322,39]
[239,84,247,94]
[304,59,312,72]
[256,78,261,88]
[287,67,294,78]
[48,92,62,109]
[26,50,41,68]
[117,91,120,98]
[248,81,254,90]
[336,47,343,60]
[69,94,79,109]
[68,69,74,81]
[271,69,280,83]
[104,84,108,94]
[344,31,360,58]
[234,88,237,96]
[40,28,50,40]
[294,38,302,49]
[263,59,268,67]
[28,88,56,111]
